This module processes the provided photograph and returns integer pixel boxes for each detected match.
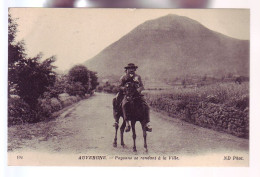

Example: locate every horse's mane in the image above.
[125,82,138,97]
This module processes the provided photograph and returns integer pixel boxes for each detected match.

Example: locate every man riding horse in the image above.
[113,63,152,132]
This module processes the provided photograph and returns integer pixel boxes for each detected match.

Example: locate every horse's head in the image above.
[125,82,136,95]
[124,82,138,101]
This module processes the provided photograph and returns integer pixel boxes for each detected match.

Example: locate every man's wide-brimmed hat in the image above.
[124,63,138,69]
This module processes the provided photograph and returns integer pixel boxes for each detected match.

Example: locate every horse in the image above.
[112,82,149,152]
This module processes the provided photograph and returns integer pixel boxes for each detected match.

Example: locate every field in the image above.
[143,82,249,138]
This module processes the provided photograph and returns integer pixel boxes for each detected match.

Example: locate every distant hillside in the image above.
[84,14,249,83]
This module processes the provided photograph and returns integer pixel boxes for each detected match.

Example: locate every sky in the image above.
[10,8,249,71]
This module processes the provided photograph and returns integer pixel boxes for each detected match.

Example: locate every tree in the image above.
[66,81,86,96]
[9,13,58,110]
[8,13,27,96]
[68,65,90,92]
[45,74,69,98]
[15,55,57,109]
[89,71,99,92]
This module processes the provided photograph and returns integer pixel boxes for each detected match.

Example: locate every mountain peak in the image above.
[85,15,249,82]
[135,14,205,33]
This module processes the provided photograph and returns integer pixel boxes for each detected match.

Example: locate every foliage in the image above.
[8,13,17,44]
[45,74,69,98]
[67,65,92,96]
[68,65,90,88]
[37,98,53,118]
[144,82,249,138]
[89,71,99,92]
[8,13,26,95]
[15,55,57,109]
[8,98,35,126]
[67,65,99,95]
[145,82,248,105]
[8,13,57,110]
[8,13,99,126]
[96,82,119,94]
[66,81,86,97]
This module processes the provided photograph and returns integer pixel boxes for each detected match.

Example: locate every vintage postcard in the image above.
[8,8,249,166]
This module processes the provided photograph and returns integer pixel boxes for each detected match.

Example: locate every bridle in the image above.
[124,82,139,102]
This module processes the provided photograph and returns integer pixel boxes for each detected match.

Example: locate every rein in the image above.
[124,82,140,101]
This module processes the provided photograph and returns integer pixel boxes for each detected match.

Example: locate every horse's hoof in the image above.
[121,144,125,148]
[133,148,137,152]
[145,149,148,153]
[113,143,117,147]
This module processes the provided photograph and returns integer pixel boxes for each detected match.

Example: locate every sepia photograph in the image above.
[7,8,249,166]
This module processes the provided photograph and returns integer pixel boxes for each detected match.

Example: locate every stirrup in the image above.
[113,122,119,128]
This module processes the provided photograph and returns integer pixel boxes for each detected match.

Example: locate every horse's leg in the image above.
[120,121,126,147]
[131,121,137,152]
[113,122,119,147]
[142,121,148,152]
[112,98,119,147]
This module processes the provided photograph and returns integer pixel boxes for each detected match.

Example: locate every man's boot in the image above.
[144,106,152,132]
[125,121,131,132]
[145,123,152,132]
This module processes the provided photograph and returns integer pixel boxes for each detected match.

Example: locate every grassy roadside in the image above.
[8,100,82,152]
[144,82,249,138]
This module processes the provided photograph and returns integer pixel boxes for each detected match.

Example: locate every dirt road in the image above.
[8,93,249,158]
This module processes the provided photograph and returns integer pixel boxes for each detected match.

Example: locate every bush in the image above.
[144,82,249,138]
[50,98,62,112]
[8,98,35,126]
[13,56,56,110]
[226,94,249,111]
[96,85,103,92]
[45,75,69,98]
[58,93,80,107]
[66,81,86,96]
[97,82,119,94]
[68,65,89,86]
[37,98,53,119]
[89,71,99,92]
